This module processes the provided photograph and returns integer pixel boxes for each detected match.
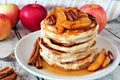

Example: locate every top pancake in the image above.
[41,7,99,45]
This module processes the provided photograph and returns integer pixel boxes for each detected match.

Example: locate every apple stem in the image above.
[33,0,37,7]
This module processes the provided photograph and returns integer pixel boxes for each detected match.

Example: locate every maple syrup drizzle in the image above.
[42,60,93,76]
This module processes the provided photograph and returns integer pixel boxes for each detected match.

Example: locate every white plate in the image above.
[15,30,120,80]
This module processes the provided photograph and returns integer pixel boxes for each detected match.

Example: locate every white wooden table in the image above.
[0,17,120,80]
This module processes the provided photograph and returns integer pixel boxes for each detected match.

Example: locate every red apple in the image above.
[0,4,20,28]
[20,3,47,32]
[80,4,107,33]
[0,14,11,40]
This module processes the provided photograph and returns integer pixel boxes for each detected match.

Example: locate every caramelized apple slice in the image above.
[102,55,111,68]
[87,48,106,71]
[78,12,88,18]
[56,25,64,33]
[61,17,92,29]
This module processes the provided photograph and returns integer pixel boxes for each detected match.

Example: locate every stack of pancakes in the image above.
[39,7,99,70]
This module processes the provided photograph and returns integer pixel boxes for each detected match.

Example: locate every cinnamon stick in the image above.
[1,72,17,80]
[0,66,9,72]
[36,55,42,69]
[29,38,38,60]
[28,37,40,65]
[0,67,14,79]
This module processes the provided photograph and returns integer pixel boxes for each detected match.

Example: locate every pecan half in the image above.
[107,50,114,63]
[64,10,78,21]
[47,15,56,25]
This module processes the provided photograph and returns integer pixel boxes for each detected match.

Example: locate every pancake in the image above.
[40,38,97,62]
[42,36,96,53]
[39,7,99,70]
[40,47,97,70]
[41,21,99,45]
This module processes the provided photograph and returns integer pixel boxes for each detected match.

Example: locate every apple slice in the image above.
[102,50,114,68]
[102,55,111,68]
[61,17,92,29]
[87,48,106,71]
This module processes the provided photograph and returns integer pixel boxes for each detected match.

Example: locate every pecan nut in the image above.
[64,10,78,21]
[107,50,114,63]
[47,15,56,25]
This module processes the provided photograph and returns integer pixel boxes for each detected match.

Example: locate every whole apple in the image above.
[0,4,20,28]
[80,4,107,33]
[0,14,11,40]
[20,4,47,32]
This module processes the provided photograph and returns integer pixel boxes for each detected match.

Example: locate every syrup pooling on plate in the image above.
[42,60,93,76]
